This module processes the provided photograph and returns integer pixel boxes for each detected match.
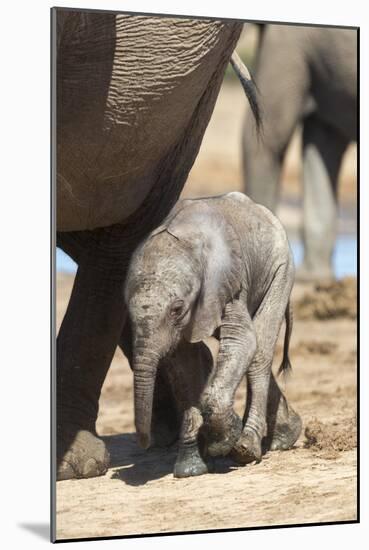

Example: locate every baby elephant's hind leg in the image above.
[231,262,300,464]
[163,341,213,478]
[264,373,302,452]
[230,350,272,464]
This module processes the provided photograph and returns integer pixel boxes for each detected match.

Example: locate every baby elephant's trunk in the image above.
[278,300,293,376]
[133,347,160,449]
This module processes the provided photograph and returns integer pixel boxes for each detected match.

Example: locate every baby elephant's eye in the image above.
[170,300,185,318]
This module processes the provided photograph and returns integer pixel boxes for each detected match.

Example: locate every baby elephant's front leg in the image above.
[164,341,213,478]
[174,406,207,478]
[200,301,257,457]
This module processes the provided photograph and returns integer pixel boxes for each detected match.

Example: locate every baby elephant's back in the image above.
[208,192,293,313]
[208,192,291,265]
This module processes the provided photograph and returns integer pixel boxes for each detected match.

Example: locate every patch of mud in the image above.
[295,277,357,320]
[304,417,357,459]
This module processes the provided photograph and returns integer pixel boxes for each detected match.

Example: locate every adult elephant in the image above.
[55,11,261,480]
[242,24,357,280]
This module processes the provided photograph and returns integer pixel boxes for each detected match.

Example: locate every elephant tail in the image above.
[230,51,262,132]
[278,300,293,377]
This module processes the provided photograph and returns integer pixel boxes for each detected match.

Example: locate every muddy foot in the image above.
[270,410,302,451]
[229,428,262,464]
[174,443,208,478]
[203,411,243,457]
[57,429,110,480]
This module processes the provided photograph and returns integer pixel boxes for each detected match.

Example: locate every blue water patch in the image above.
[289,235,357,279]
[57,248,77,273]
[56,234,357,278]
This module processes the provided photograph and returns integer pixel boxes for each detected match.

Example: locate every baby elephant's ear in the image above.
[147,202,185,240]
[182,208,243,343]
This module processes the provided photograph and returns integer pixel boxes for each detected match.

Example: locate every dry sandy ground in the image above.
[55,274,357,540]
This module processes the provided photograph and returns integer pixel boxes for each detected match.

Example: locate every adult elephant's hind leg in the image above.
[235,373,301,460]
[57,233,127,480]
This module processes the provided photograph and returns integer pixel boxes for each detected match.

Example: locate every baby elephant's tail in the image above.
[278,300,293,376]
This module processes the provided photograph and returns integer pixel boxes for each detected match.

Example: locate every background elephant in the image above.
[125,193,302,477]
[55,10,260,480]
[242,25,357,280]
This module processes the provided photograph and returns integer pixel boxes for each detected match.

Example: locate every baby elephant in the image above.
[125,192,302,477]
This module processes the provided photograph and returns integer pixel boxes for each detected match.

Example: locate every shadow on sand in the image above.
[101,433,241,486]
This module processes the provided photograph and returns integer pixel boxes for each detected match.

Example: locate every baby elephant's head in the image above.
[124,201,242,449]
[126,230,201,355]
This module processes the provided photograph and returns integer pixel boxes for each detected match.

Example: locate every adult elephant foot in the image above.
[57,428,110,480]
[56,230,128,480]
[263,373,302,452]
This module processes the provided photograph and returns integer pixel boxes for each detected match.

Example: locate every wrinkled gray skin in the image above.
[125,193,302,477]
[242,25,357,281]
[55,10,258,480]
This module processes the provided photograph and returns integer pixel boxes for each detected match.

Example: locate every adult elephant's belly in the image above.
[56,14,241,231]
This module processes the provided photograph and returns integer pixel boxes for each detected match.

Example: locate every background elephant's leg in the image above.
[57,235,127,480]
[118,320,181,447]
[299,115,348,280]
[242,127,282,212]
[231,264,296,464]
[242,26,309,211]
[163,342,213,478]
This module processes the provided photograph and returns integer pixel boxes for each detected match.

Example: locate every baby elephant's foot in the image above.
[174,443,208,478]
[270,409,302,451]
[203,411,243,457]
[229,428,262,465]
